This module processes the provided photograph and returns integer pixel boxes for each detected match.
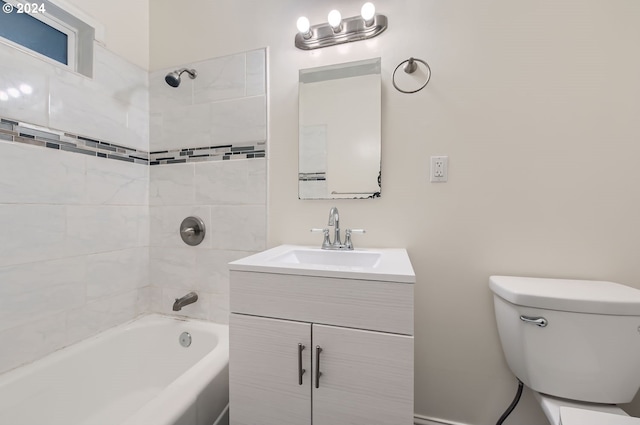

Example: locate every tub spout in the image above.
[173,291,198,311]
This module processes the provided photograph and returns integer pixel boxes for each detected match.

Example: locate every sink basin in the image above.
[270,249,382,268]
[229,244,415,283]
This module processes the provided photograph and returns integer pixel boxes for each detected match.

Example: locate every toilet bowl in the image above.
[534,392,631,425]
[489,276,640,425]
[559,406,640,425]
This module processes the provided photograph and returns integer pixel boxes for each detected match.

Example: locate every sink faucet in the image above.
[328,207,342,247]
[311,207,366,250]
[173,291,198,311]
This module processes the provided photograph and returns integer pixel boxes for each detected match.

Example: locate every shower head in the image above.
[165,68,197,88]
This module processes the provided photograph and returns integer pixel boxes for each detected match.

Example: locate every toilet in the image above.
[489,275,640,425]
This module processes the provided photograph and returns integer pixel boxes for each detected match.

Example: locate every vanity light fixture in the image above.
[295,2,387,50]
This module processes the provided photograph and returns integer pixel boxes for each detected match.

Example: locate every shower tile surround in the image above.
[0,40,267,375]
[148,49,268,324]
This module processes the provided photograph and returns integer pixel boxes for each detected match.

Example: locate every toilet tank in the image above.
[490,276,640,404]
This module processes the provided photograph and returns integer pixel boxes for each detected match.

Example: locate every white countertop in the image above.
[229,244,416,283]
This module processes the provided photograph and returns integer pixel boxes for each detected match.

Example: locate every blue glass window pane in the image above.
[0,1,68,65]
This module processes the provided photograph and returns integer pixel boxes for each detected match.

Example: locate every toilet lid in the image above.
[560,407,640,425]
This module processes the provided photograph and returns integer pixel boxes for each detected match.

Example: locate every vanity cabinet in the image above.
[229,270,414,425]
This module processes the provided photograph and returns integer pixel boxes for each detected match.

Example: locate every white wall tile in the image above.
[210,205,266,251]
[0,205,67,267]
[136,286,153,313]
[0,41,152,374]
[0,257,86,332]
[149,246,197,291]
[65,290,141,346]
[126,105,150,151]
[48,68,148,152]
[193,53,246,104]
[147,49,267,324]
[149,163,195,205]
[0,313,67,374]
[147,286,164,313]
[85,248,148,301]
[0,142,87,205]
[155,102,213,151]
[85,156,148,206]
[194,158,266,205]
[209,95,267,145]
[246,49,266,97]
[209,293,230,324]
[195,249,252,295]
[65,205,146,255]
[0,44,52,127]
[93,45,149,112]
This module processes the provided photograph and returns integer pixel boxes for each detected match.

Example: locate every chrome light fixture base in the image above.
[295,14,388,50]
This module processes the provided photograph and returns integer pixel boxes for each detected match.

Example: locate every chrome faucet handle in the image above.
[344,229,366,250]
[311,228,331,249]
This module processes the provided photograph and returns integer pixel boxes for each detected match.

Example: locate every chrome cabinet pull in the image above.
[520,315,548,327]
[298,343,306,385]
[315,345,323,389]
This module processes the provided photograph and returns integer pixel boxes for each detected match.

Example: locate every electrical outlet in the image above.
[430,156,448,182]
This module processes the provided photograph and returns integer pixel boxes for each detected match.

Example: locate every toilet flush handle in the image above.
[520,315,548,327]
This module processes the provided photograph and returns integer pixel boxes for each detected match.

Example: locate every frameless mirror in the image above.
[298,57,381,199]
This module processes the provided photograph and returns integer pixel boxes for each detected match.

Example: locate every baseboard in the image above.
[414,413,473,425]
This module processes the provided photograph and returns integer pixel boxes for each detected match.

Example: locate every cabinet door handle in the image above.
[315,345,323,389]
[298,343,306,385]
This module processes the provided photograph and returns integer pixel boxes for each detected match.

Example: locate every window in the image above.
[0,0,95,77]
[0,1,75,66]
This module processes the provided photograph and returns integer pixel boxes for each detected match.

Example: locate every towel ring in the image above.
[392,57,431,94]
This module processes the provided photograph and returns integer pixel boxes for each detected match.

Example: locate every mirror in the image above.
[298,58,381,199]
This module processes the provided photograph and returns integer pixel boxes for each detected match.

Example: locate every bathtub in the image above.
[0,314,229,425]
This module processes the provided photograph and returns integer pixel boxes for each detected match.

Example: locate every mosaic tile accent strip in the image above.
[0,117,148,164]
[0,116,267,166]
[149,142,266,165]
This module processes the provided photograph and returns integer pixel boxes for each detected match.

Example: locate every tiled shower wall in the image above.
[0,42,150,374]
[148,49,268,322]
[0,43,267,374]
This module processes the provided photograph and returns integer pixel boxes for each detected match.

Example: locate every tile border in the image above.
[0,116,266,166]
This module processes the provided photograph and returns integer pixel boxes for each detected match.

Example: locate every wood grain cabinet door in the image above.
[230,314,312,425]
[312,324,414,425]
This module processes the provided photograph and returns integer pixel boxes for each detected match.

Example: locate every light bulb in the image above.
[328,9,342,31]
[361,2,376,24]
[296,16,310,34]
[0,91,8,102]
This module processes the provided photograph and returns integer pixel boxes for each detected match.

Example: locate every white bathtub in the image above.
[0,314,229,425]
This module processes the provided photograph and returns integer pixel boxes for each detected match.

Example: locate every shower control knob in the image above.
[180,216,206,246]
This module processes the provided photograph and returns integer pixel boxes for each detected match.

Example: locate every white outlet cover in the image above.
[430,156,448,182]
